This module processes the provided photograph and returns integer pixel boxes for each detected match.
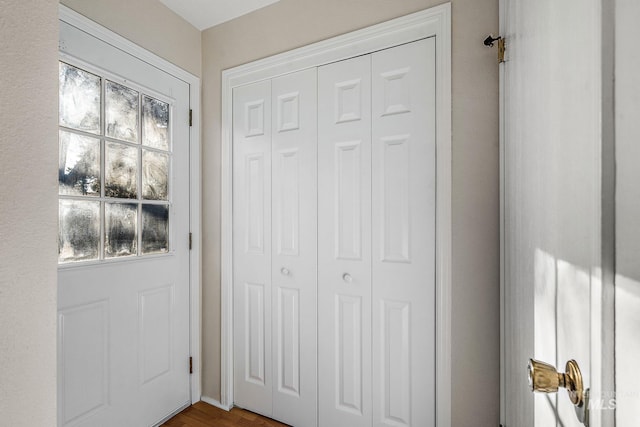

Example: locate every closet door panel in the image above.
[318,55,372,427]
[371,38,437,427]
[233,80,273,416]
[271,68,318,427]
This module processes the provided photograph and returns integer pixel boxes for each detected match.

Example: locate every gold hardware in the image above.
[528,359,584,407]
[498,38,506,63]
[483,34,505,63]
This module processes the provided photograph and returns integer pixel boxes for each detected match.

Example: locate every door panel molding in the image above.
[221,4,452,425]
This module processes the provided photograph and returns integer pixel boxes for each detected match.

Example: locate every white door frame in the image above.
[59,4,203,404]
[220,4,452,424]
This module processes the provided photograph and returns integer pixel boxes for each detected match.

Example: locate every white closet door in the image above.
[371,38,436,427]
[271,68,318,426]
[318,55,373,427]
[233,80,273,416]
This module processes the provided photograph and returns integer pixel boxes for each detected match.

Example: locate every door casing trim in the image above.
[220,4,452,424]
[59,4,203,404]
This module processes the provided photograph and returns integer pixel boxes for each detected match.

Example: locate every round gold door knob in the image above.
[528,358,584,407]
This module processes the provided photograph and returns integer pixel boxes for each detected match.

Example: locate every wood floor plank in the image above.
[161,402,290,427]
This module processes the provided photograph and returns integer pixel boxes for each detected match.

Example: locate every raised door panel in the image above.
[371,38,437,427]
[271,68,318,427]
[318,55,372,427]
[58,301,109,426]
[138,285,174,386]
[233,80,273,416]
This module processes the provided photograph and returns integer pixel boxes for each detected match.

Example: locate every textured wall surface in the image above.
[61,0,202,77]
[200,1,500,425]
[0,0,59,425]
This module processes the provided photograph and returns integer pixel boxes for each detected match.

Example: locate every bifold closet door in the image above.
[233,79,273,416]
[318,54,373,427]
[371,38,436,427]
[318,37,437,427]
[233,68,318,427]
[271,68,318,426]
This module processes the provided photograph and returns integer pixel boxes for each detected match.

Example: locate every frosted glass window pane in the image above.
[142,96,169,151]
[106,81,139,143]
[105,203,138,258]
[59,62,101,134]
[142,150,169,200]
[59,131,101,196]
[105,142,138,199]
[142,204,169,254]
[59,199,100,263]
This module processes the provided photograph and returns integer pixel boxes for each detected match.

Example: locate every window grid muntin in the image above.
[58,60,173,264]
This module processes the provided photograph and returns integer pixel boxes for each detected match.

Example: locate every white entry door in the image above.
[318,38,436,427]
[57,20,191,427]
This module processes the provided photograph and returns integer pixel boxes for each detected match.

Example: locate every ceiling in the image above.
[159,0,281,31]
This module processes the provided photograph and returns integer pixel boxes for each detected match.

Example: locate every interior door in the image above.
[57,20,191,427]
[501,0,615,426]
[232,68,318,427]
[270,68,318,427]
[232,79,273,417]
[371,39,436,427]
[318,37,437,427]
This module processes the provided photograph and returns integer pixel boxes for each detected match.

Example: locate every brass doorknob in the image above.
[528,359,584,407]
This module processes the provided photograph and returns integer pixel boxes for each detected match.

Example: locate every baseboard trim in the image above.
[201,396,233,412]
[152,401,191,427]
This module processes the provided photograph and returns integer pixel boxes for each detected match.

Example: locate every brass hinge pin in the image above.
[498,38,506,63]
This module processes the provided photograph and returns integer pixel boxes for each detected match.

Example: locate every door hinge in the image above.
[189,109,193,127]
[189,232,192,250]
[189,356,193,374]
[483,34,505,63]
[498,38,506,63]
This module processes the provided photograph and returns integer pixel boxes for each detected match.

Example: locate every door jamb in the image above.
[220,4,452,424]
[499,1,506,425]
[58,4,203,404]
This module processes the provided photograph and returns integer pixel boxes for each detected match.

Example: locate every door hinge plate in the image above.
[189,232,192,250]
[498,38,506,63]
[189,109,193,127]
[189,356,193,374]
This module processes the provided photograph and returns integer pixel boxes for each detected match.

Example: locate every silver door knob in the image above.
[281,267,290,276]
[342,273,353,283]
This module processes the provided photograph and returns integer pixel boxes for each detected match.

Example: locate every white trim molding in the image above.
[59,4,203,404]
[220,4,452,425]
[201,395,233,412]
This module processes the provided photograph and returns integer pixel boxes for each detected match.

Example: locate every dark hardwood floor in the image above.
[161,401,290,427]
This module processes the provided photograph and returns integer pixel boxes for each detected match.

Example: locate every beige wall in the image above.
[61,0,202,77]
[0,1,59,425]
[201,1,500,425]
